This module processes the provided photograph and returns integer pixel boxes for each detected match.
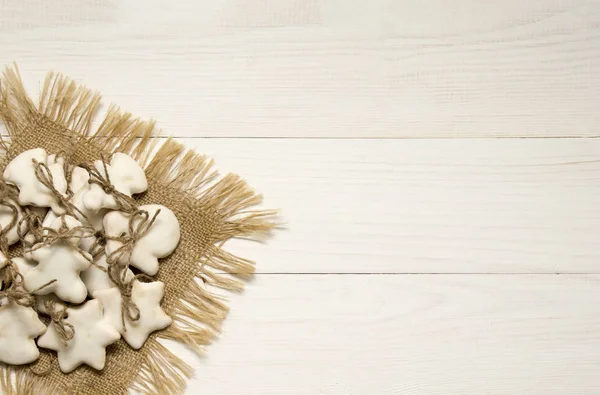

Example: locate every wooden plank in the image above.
[176,274,600,394]
[182,138,600,274]
[0,0,599,138]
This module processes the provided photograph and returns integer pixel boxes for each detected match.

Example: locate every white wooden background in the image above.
[2,1,600,394]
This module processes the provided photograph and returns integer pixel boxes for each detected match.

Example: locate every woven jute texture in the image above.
[0,66,276,395]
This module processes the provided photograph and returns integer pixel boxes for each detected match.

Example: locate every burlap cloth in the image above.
[0,67,275,395]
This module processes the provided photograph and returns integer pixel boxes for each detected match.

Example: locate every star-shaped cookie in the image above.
[0,299,46,365]
[37,299,120,373]
[94,281,171,349]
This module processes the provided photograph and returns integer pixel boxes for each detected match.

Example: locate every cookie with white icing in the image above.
[104,204,180,276]
[70,166,90,195]
[81,254,134,296]
[12,257,64,315]
[0,299,46,365]
[42,193,105,253]
[94,281,171,349]
[37,299,121,373]
[3,148,68,214]
[23,215,92,304]
[83,153,147,212]
[67,165,107,230]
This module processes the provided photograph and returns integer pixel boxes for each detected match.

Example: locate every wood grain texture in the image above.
[0,2,599,394]
[0,0,599,137]
[183,138,600,274]
[175,274,600,395]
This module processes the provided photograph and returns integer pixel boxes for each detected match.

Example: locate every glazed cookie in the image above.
[83,153,147,212]
[12,256,64,316]
[37,299,121,373]
[4,148,68,214]
[104,205,180,276]
[0,299,46,365]
[94,281,171,349]
[81,254,134,297]
[24,216,93,303]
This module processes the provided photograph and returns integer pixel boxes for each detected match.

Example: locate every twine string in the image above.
[81,155,138,213]
[17,207,45,248]
[108,264,153,331]
[44,299,74,346]
[105,209,161,330]
[88,229,107,263]
[105,209,160,268]
[0,278,57,308]
[31,159,92,224]
[26,216,96,267]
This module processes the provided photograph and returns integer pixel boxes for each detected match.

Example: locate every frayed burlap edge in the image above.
[0,65,276,395]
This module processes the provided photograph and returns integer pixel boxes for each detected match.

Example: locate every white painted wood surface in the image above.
[1,1,600,394]
[177,275,600,395]
[189,138,600,274]
[1,0,600,138]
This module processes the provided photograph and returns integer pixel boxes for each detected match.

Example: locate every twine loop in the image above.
[32,159,73,213]
[81,155,138,213]
[44,299,74,346]
[105,209,160,266]
[18,207,45,247]
[103,209,160,330]
[0,277,56,309]
[26,216,95,266]
[0,281,35,308]
[108,264,153,330]
[0,185,19,254]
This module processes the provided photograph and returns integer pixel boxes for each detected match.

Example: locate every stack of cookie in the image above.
[0,149,180,373]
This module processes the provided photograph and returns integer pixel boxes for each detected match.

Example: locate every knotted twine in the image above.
[43,300,75,347]
[17,206,45,248]
[105,208,161,330]
[32,159,86,221]
[81,155,138,213]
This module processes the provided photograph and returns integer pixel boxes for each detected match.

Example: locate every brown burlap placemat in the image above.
[0,66,275,395]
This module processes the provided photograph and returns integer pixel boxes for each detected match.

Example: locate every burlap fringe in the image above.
[0,366,62,395]
[0,65,277,394]
[130,341,194,395]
